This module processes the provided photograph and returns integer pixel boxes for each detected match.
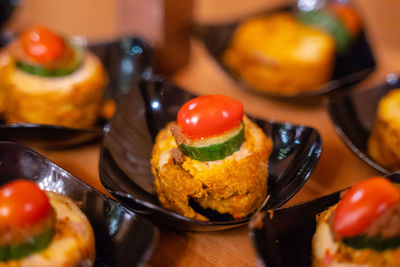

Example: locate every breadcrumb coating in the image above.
[151,116,272,221]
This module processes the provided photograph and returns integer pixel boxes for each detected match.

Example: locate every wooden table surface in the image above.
[5,0,400,266]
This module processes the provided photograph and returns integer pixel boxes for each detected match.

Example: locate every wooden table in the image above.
[5,0,400,266]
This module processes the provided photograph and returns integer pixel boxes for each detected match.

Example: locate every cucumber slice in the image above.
[16,43,85,77]
[179,126,245,161]
[343,234,400,251]
[0,226,55,262]
[297,10,352,53]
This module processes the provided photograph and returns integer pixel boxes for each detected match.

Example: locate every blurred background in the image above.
[3,0,400,73]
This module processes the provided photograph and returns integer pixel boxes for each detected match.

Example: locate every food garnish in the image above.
[333,177,400,251]
[0,180,55,261]
[333,177,400,238]
[176,94,245,161]
[21,26,66,64]
[17,26,84,77]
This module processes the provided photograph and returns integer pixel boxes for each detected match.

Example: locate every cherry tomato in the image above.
[177,95,244,139]
[0,180,51,227]
[329,2,361,36]
[21,26,66,64]
[333,177,400,237]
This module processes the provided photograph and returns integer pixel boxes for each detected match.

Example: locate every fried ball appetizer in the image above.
[0,180,95,267]
[312,177,400,267]
[223,3,361,96]
[151,95,273,221]
[368,89,400,171]
[0,26,107,128]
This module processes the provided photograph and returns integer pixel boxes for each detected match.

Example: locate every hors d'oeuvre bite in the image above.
[0,180,95,266]
[368,89,400,171]
[222,2,361,96]
[313,177,400,266]
[151,95,273,220]
[0,26,107,128]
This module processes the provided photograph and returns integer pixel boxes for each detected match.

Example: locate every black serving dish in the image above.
[0,141,159,267]
[248,172,400,267]
[99,75,322,231]
[327,73,400,174]
[195,3,375,99]
[0,35,153,148]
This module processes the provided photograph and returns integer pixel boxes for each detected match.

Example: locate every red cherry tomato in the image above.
[333,177,400,237]
[177,95,244,139]
[21,26,66,64]
[329,2,361,36]
[0,180,51,227]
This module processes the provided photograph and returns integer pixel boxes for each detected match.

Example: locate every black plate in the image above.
[0,141,159,267]
[195,4,375,99]
[248,172,400,267]
[327,73,400,174]
[99,75,322,231]
[0,34,153,148]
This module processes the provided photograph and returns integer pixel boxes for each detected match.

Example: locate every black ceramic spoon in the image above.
[195,2,375,99]
[327,73,400,174]
[0,36,153,148]
[249,172,400,267]
[0,141,159,267]
[99,75,322,231]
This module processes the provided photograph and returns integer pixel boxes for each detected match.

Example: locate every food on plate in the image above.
[312,177,400,266]
[368,89,400,171]
[222,2,361,96]
[0,180,95,266]
[0,25,107,128]
[151,94,273,221]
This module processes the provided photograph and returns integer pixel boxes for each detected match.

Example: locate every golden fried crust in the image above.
[1,51,107,128]
[312,205,400,267]
[151,116,272,221]
[223,13,335,96]
[368,89,400,171]
[0,52,13,114]
[0,192,95,267]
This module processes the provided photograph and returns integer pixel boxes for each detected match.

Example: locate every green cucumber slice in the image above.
[179,126,245,161]
[343,234,400,251]
[16,43,85,77]
[0,226,55,262]
[297,10,352,53]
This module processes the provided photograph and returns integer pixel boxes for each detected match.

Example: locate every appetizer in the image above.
[0,25,107,128]
[0,180,95,266]
[151,95,273,220]
[312,177,400,266]
[222,2,361,96]
[368,89,400,171]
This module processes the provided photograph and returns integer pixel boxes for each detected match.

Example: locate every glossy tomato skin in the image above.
[177,95,244,140]
[0,180,51,227]
[333,177,400,237]
[21,26,66,64]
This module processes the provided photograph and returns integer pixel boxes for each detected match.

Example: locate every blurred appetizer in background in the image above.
[151,95,273,221]
[312,177,400,266]
[0,26,107,128]
[368,89,400,171]
[0,180,95,266]
[223,1,361,96]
